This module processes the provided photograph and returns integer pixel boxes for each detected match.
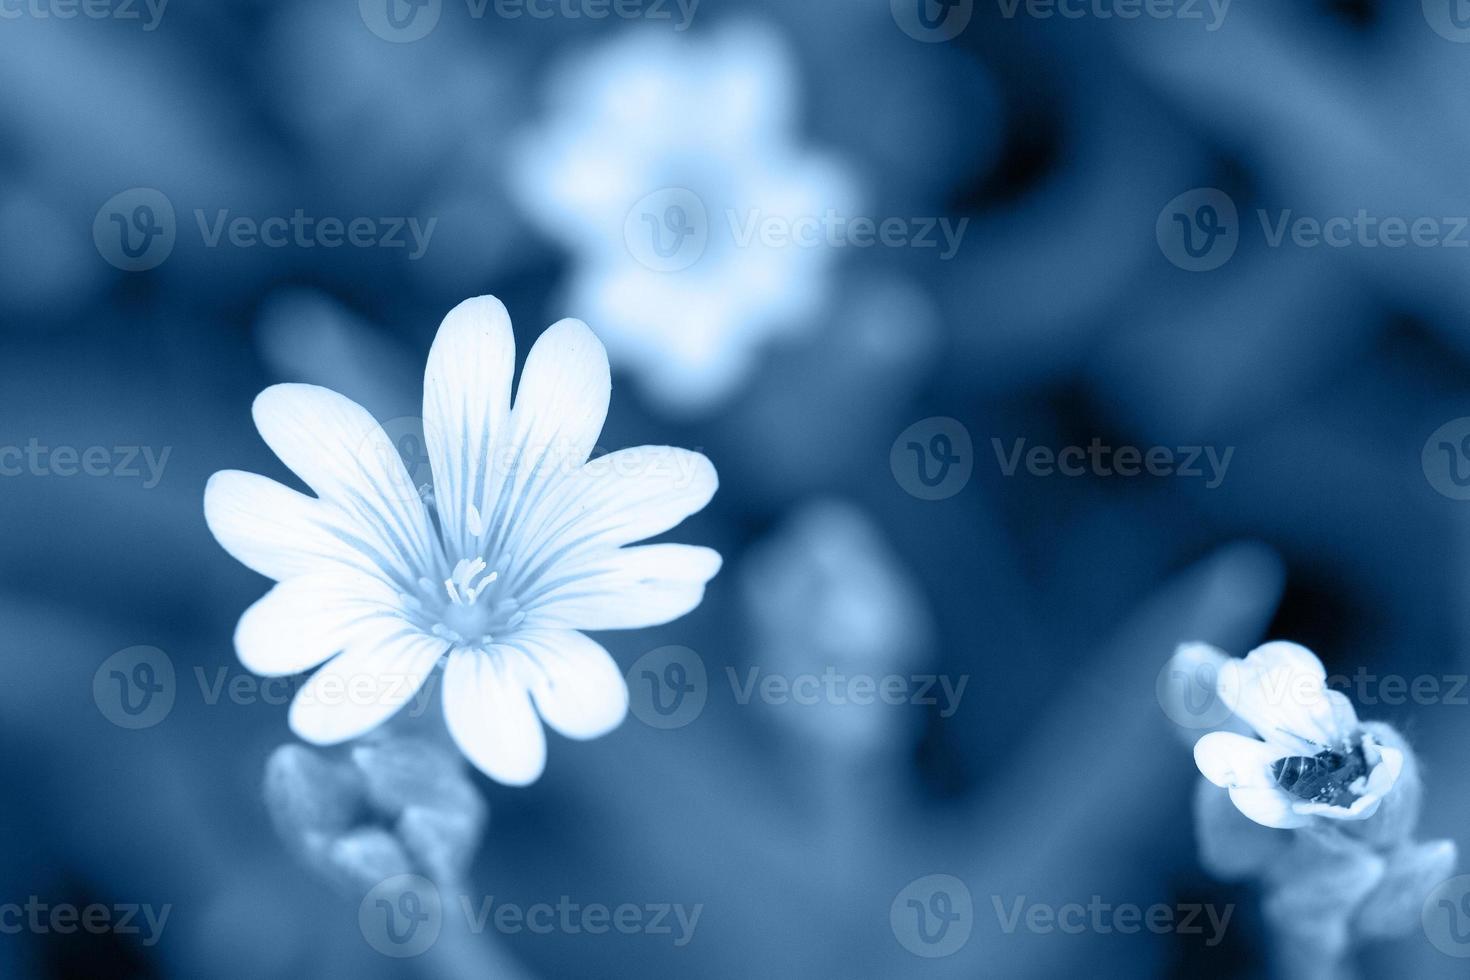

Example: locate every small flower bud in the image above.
[263,743,365,847]
[740,500,933,751]
[1354,838,1458,939]
[264,735,487,892]
[351,736,484,818]
[1262,831,1386,961]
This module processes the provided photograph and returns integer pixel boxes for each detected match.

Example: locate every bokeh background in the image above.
[3,1,1470,977]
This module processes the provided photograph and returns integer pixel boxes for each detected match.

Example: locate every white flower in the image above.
[1193,642,1404,829]
[205,296,721,785]
[510,21,861,412]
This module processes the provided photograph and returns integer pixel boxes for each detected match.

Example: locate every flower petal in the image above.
[505,446,718,591]
[252,384,439,588]
[1293,795,1384,821]
[521,543,722,631]
[205,470,395,584]
[509,629,628,740]
[1364,742,1405,797]
[422,296,516,559]
[288,629,447,745]
[234,571,409,677]
[1229,786,1312,829]
[442,648,546,786]
[478,318,610,562]
[1194,730,1287,788]
[1217,641,1351,752]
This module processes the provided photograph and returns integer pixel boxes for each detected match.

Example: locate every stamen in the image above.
[443,557,500,606]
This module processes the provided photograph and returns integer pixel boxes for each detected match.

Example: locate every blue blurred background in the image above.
[4,1,1470,977]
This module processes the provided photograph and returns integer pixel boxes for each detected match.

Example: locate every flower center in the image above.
[427,557,525,647]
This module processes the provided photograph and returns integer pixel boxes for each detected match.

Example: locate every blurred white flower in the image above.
[206,296,721,784]
[1193,642,1404,829]
[511,21,862,412]
[740,500,932,750]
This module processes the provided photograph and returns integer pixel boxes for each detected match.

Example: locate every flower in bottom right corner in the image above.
[1191,641,1405,830]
